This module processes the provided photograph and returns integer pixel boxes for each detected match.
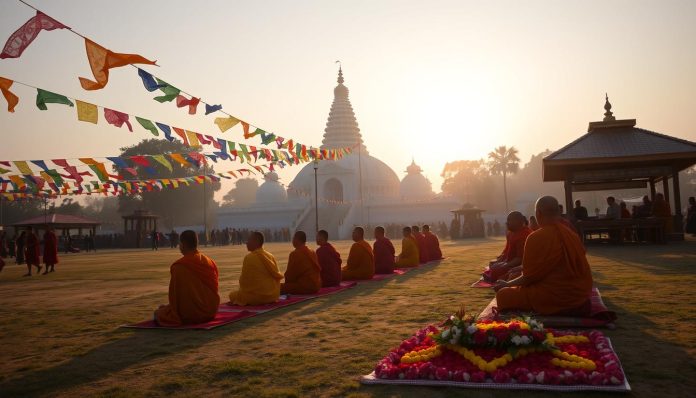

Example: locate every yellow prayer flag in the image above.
[185,130,202,147]
[13,161,33,175]
[76,100,98,124]
[214,116,240,133]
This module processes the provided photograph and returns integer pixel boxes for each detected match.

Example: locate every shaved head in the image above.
[535,196,560,222]
[179,230,198,251]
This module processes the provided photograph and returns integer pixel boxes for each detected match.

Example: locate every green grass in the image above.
[0,238,695,397]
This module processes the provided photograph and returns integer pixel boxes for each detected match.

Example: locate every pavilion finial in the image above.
[336,61,344,84]
[603,93,615,121]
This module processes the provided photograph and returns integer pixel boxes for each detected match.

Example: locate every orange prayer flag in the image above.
[79,39,156,90]
[0,77,19,112]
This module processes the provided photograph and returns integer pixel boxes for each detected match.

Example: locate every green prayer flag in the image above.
[153,79,180,102]
[136,117,159,136]
[36,89,74,110]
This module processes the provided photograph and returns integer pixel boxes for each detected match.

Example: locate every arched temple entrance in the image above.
[324,178,344,203]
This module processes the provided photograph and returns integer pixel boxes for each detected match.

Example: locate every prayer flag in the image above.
[260,130,275,145]
[76,100,98,124]
[1,11,69,59]
[135,117,158,136]
[130,156,151,167]
[185,131,201,147]
[175,95,200,115]
[153,79,180,102]
[36,89,73,110]
[0,77,19,112]
[13,161,33,175]
[214,116,240,133]
[205,104,222,115]
[79,39,156,90]
[78,158,99,165]
[51,159,71,168]
[169,153,190,167]
[104,108,133,131]
[155,122,175,142]
[151,155,172,172]
[30,160,49,171]
[173,127,189,145]
[137,68,164,91]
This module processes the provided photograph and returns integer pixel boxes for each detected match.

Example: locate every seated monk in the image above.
[373,226,395,274]
[155,230,220,326]
[422,224,443,261]
[341,227,375,280]
[395,226,419,268]
[229,231,284,305]
[412,226,430,264]
[494,196,593,316]
[482,211,532,282]
[281,231,322,294]
[316,229,342,287]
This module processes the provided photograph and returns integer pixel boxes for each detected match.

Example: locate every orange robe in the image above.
[155,251,220,326]
[483,227,532,281]
[413,232,429,264]
[395,236,419,268]
[496,223,593,315]
[341,240,375,280]
[281,245,322,294]
[229,248,284,305]
[423,231,443,261]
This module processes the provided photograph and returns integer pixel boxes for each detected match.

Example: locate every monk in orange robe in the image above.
[155,230,220,326]
[482,211,532,282]
[229,231,284,305]
[395,226,420,268]
[494,196,593,315]
[342,227,375,280]
[422,224,443,261]
[373,226,395,274]
[412,226,430,264]
[281,231,322,294]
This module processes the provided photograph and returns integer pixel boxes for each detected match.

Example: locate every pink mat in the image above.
[219,281,357,313]
[120,310,255,330]
[364,268,409,281]
[478,287,617,328]
[470,278,495,288]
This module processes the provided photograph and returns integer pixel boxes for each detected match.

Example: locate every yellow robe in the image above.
[395,236,419,268]
[341,240,375,280]
[496,223,593,315]
[229,248,284,305]
[281,245,322,294]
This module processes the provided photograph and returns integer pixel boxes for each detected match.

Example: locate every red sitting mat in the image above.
[120,310,255,330]
[366,268,409,281]
[219,281,357,313]
[478,288,617,328]
[471,279,495,288]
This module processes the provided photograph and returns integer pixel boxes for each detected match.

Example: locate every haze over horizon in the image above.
[1,0,695,200]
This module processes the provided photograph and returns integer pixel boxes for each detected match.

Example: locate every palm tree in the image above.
[488,146,520,212]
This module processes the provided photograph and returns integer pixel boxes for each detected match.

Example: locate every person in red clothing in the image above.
[315,230,341,287]
[24,227,41,277]
[422,224,443,261]
[42,227,59,274]
[482,211,532,282]
[411,225,430,265]
[373,226,395,274]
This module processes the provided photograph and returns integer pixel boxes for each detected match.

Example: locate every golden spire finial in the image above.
[603,93,615,121]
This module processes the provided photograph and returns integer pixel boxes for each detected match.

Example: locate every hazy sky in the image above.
[1,0,695,200]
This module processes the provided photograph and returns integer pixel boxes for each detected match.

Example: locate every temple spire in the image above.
[321,65,367,153]
[603,93,615,122]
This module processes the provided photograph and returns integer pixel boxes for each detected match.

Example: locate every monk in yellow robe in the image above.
[155,230,220,326]
[281,231,322,294]
[395,226,420,268]
[341,227,375,280]
[495,196,593,315]
[229,231,284,305]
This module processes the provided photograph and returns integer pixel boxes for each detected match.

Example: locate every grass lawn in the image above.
[0,238,695,397]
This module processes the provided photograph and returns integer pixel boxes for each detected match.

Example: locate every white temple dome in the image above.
[255,172,287,204]
[400,159,434,200]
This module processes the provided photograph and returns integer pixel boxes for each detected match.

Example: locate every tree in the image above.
[488,146,520,212]
[222,178,259,207]
[440,159,495,206]
[116,139,221,229]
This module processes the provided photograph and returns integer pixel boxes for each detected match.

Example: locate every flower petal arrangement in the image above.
[367,311,628,390]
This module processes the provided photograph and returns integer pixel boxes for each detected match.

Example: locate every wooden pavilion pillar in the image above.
[662,176,670,205]
[673,171,683,233]
[563,179,574,220]
[649,179,656,200]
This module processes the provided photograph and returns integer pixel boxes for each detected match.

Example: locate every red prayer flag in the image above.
[175,95,200,115]
[104,108,133,132]
[1,11,69,59]
[79,39,156,90]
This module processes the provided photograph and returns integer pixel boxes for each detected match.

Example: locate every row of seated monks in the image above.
[154,224,443,326]
[483,196,594,316]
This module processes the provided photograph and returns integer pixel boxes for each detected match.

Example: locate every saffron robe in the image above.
[342,240,375,280]
[395,236,419,268]
[373,237,395,274]
[423,231,443,261]
[155,251,220,326]
[229,248,283,305]
[317,242,342,287]
[281,245,322,294]
[43,231,59,265]
[413,232,430,264]
[25,232,40,265]
[496,223,593,315]
[483,226,532,281]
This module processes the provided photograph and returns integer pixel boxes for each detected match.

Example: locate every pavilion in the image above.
[12,213,100,237]
[122,210,159,248]
[543,96,696,240]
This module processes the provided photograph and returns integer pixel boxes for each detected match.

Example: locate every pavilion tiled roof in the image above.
[12,213,101,226]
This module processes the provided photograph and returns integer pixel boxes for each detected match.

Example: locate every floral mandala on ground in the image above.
[374,311,625,386]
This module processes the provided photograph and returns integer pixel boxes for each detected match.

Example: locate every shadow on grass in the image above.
[587,241,696,276]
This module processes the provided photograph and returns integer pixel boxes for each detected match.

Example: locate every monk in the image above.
[42,228,59,274]
[412,226,430,264]
[281,231,322,294]
[341,227,375,280]
[154,230,220,326]
[373,226,395,274]
[24,227,41,277]
[494,196,593,315]
[482,211,532,282]
[229,231,284,305]
[422,225,443,261]
[316,229,342,287]
[395,226,419,268]
[652,193,673,233]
